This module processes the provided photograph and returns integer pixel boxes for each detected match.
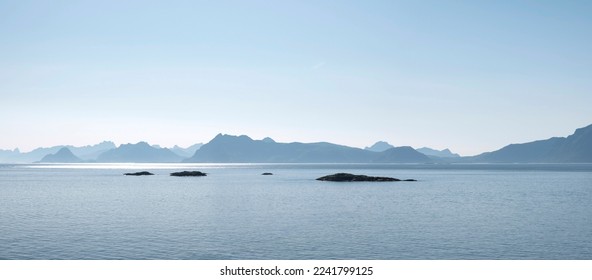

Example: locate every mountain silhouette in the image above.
[0,148,22,163]
[2,124,591,163]
[472,124,592,163]
[417,147,460,158]
[71,141,117,160]
[364,141,395,152]
[97,142,184,163]
[39,147,83,163]
[0,142,116,163]
[184,134,431,163]
[3,146,64,163]
[170,143,203,158]
[373,147,432,163]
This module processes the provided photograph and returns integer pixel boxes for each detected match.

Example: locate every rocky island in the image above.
[316,173,416,182]
[170,171,207,177]
[124,171,154,176]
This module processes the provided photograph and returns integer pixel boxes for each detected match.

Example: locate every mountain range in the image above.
[0,141,116,163]
[364,141,395,152]
[0,142,202,163]
[1,124,591,163]
[184,134,431,163]
[96,142,184,163]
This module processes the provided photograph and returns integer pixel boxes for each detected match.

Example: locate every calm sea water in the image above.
[1,163,591,260]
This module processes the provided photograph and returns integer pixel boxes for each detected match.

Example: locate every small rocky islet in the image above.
[124,171,154,176]
[316,173,416,182]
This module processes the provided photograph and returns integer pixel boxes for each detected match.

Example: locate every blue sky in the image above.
[1,0,591,155]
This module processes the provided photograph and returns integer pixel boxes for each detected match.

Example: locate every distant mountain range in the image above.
[0,141,116,163]
[184,134,431,163]
[0,141,199,163]
[1,124,591,163]
[96,142,183,163]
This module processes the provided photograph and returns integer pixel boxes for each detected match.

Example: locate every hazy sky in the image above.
[1,0,591,155]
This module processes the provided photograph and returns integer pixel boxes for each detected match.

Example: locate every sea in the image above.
[0,163,591,260]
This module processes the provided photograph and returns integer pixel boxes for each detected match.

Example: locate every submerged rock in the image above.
[124,171,154,176]
[261,172,273,175]
[316,173,414,182]
[170,171,207,177]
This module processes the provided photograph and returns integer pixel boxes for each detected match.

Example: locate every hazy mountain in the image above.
[0,146,64,163]
[417,147,460,158]
[39,147,83,163]
[0,148,23,163]
[0,142,117,163]
[261,137,276,143]
[184,134,431,163]
[3,124,590,163]
[365,141,395,152]
[96,142,184,163]
[69,141,117,160]
[170,143,203,158]
[374,147,432,163]
[472,124,592,163]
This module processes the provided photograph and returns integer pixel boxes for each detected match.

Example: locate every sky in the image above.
[1,0,591,155]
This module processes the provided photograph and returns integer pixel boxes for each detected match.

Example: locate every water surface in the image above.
[1,163,591,259]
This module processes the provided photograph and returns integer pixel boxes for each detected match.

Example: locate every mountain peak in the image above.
[365,141,395,152]
[170,143,203,158]
[39,147,83,163]
[572,123,592,136]
[211,134,254,143]
[417,147,460,158]
[373,146,432,163]
[262,137,276,143]
[56,147,73,153]
[118,141,151,148]
[97,141,183,163]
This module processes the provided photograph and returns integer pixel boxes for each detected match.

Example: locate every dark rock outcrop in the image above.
[124,171,154,176]
[170,171,207,177]
[316,173,414,182]
[261,172,273,175]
